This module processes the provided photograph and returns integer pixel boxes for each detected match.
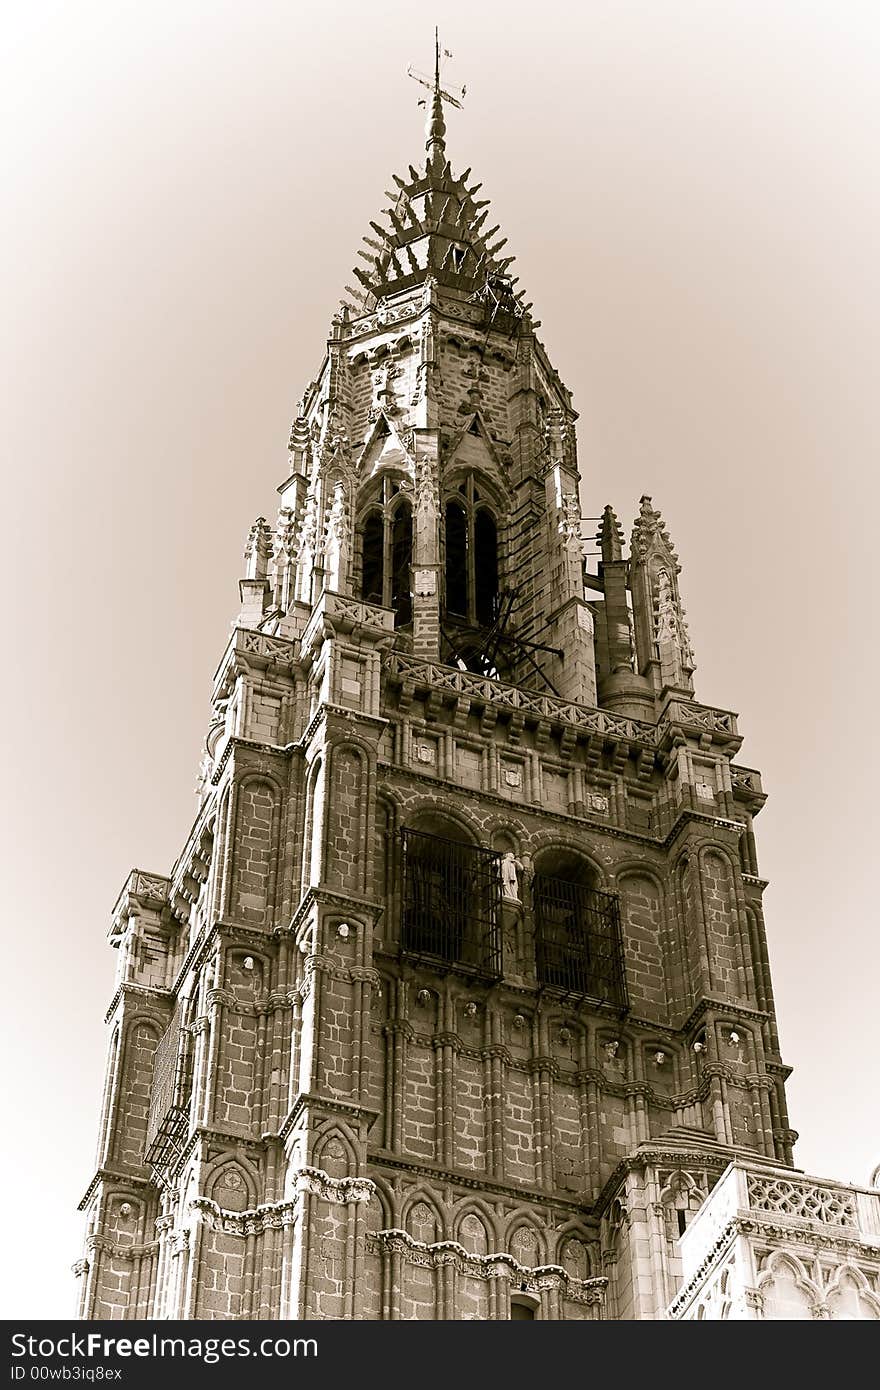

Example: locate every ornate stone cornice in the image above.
[296,1167,376,1205]
[737,1215,880,1258]
[279,1093,381,1143]
[77,1168,154,1212]
[233,626,299,671]
[594,1145,738,1220]
[681,996,772,1034]
[285,886,384,938]
[383,652,659,748]
[367,1230,607,1304]
[190,1196,301,1236]
[764,1061,794,1080]
[173,1126,270,1179]
[188,1167,375,1237]
[210,734,293,788]
[103,982,172,1026]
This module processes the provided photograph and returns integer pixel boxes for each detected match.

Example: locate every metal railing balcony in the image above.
[533,875,628,1010]
[400,828,502,981]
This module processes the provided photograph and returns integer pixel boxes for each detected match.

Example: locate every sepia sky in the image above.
[2,0,878,1318]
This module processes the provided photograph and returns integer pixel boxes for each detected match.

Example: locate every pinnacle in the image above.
[243,517,273,581]
[631,496,679,568]
[288,413,310,455]
[597,505,625,564]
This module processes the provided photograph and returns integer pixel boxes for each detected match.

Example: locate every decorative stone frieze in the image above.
[367,1230,606,1305]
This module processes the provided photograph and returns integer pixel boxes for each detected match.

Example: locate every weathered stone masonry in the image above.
[75,66,880,1321]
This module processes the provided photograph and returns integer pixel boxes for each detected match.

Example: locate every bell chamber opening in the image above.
[443,479,500,629]
[357,477,413,629]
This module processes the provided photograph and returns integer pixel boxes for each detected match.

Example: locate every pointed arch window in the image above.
[443,477,499,628]
[358,477,412,628]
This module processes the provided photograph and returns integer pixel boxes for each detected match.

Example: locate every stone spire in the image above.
[595,505,635,682]
[629,495,695,694]
[342,39,528,323]
[239,516,273,627]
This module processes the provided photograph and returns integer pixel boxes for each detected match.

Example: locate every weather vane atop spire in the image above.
[407,28,466,167]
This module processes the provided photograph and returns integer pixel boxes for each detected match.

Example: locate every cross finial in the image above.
[407,29,466,169]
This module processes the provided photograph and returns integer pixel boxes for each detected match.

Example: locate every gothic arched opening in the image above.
[532,850,626,1006]
[357,480,413,629]
[442,480,499,631]
[361,510,383,606]
[400,813,501,980]
[474,508,498,626]
[391,502,413,628]
[444,500,468,617]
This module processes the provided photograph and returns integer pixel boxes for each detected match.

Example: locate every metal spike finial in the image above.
[407,28,465,170]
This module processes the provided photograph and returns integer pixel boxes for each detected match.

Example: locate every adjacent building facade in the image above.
[75,66,880,1320]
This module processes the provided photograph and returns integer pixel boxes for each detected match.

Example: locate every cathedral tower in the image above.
[78,48,869,1323]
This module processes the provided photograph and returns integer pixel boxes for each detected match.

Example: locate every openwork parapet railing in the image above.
[400,829,502,981]
[144,1000,193,1180]
[533,876,628,1010]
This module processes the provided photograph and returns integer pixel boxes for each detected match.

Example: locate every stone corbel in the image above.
[294,1166,376,1205]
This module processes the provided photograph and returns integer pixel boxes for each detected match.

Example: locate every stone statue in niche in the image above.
[499,851,524,903]
[194,749,213,801]
[655,568,677,643]
[558,491,582,545]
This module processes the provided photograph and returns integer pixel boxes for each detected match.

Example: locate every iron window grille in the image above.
[400,828,502,981]
[144,1000,193,1182]
[533,875,628,1010]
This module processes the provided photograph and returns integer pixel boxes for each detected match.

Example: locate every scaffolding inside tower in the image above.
[144,1002,193,1186]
